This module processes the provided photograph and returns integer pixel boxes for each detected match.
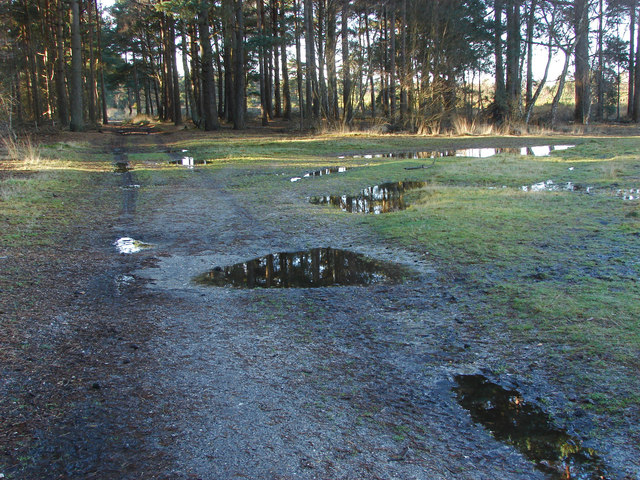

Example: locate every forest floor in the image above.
[0,121,639,479]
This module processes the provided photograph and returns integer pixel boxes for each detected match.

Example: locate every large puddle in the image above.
[454,375,608,479]
[342,145,575,160]
[194,248,414,288]
[310,181,426,214]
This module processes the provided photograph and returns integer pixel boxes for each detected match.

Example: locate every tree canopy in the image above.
[1,0,639,133]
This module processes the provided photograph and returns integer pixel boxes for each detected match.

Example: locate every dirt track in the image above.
[2,128,637,479]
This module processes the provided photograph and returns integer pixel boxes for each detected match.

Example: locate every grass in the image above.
[3,127,639,417]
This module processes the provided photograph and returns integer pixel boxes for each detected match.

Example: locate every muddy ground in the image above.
[1,126,638,479]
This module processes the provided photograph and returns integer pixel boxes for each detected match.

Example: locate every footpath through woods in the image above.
[1,126,637,479]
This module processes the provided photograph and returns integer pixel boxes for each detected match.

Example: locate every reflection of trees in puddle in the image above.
[310,181,426,214]
[454,375,608,480]
[346,145,575,160]
[194,248,412,288]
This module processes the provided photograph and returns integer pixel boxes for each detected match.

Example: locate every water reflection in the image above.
[346,145,574,160]
[194,248,413,288]
[291,166,350,182]
[310,181,426,214]
[521,180,578,192]
[113,237,154,254]
[454,375,608,480]
[169,156,206,167]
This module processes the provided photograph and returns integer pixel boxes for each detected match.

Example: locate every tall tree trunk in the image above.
[505,0,521,120]
[189,23,203,124]
[133,54,142,115]
[86,0,97,124]
[55,0,69,126]
[294,0,304,124]
[95,0,108,124]
[596,0,604,120]
[222,0,234,122]
[634,11,640,121]
[364,11,375,118]
[552,45,575,129]
[304,0,317,123]
[182,24,196,121]
[272,0,282,118]
[341,0,352,124]
[629,1,636,117]
[574,0,590,124]
[399,0,408,120]
[493,0,506,122]
[69,0,83,131]
[198,0,220,130]
[326,0,338,119]
[170,22,182,125]
[389,6,396,120]
[233,0,246,129]
[525,0,537,112]
[280,0,291,119]
[258,0,269,125]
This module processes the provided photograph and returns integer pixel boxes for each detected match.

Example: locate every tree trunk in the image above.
[198,0,220,130]
[596,0,604,120]
[170,22,182,125]
[493,0,506,122]
[55,0,69,127]
[629,1,636,117]
[294,0,304,124]
[524,0,537,112]
[86,0,97,124]
[69,0,83,131]
[182,23,196,122]
[505,0,521,120]
[341,0,352,124]
[364,11,375,118]
[272,0,281,118]
[574,0,590,124]
[258,0,269,125]
[95,0,108,124]
[326,1,338,119]
[552,44,575,129]
[233,0,246,129]
[280,0,291,119]
[389,7,396,120]
[400,0,408,120]
[304,0,317,123]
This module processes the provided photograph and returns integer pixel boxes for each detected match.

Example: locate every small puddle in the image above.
[521,180,580,192]
[114,162,131,173]
[113,237,154,254]
[309,181,426,214]
[194,248,414,288]
[170,156,206,167]
[454,375,608,479]
[616,188,640,201]
[343,145,574,160]
[291,166,350,182]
